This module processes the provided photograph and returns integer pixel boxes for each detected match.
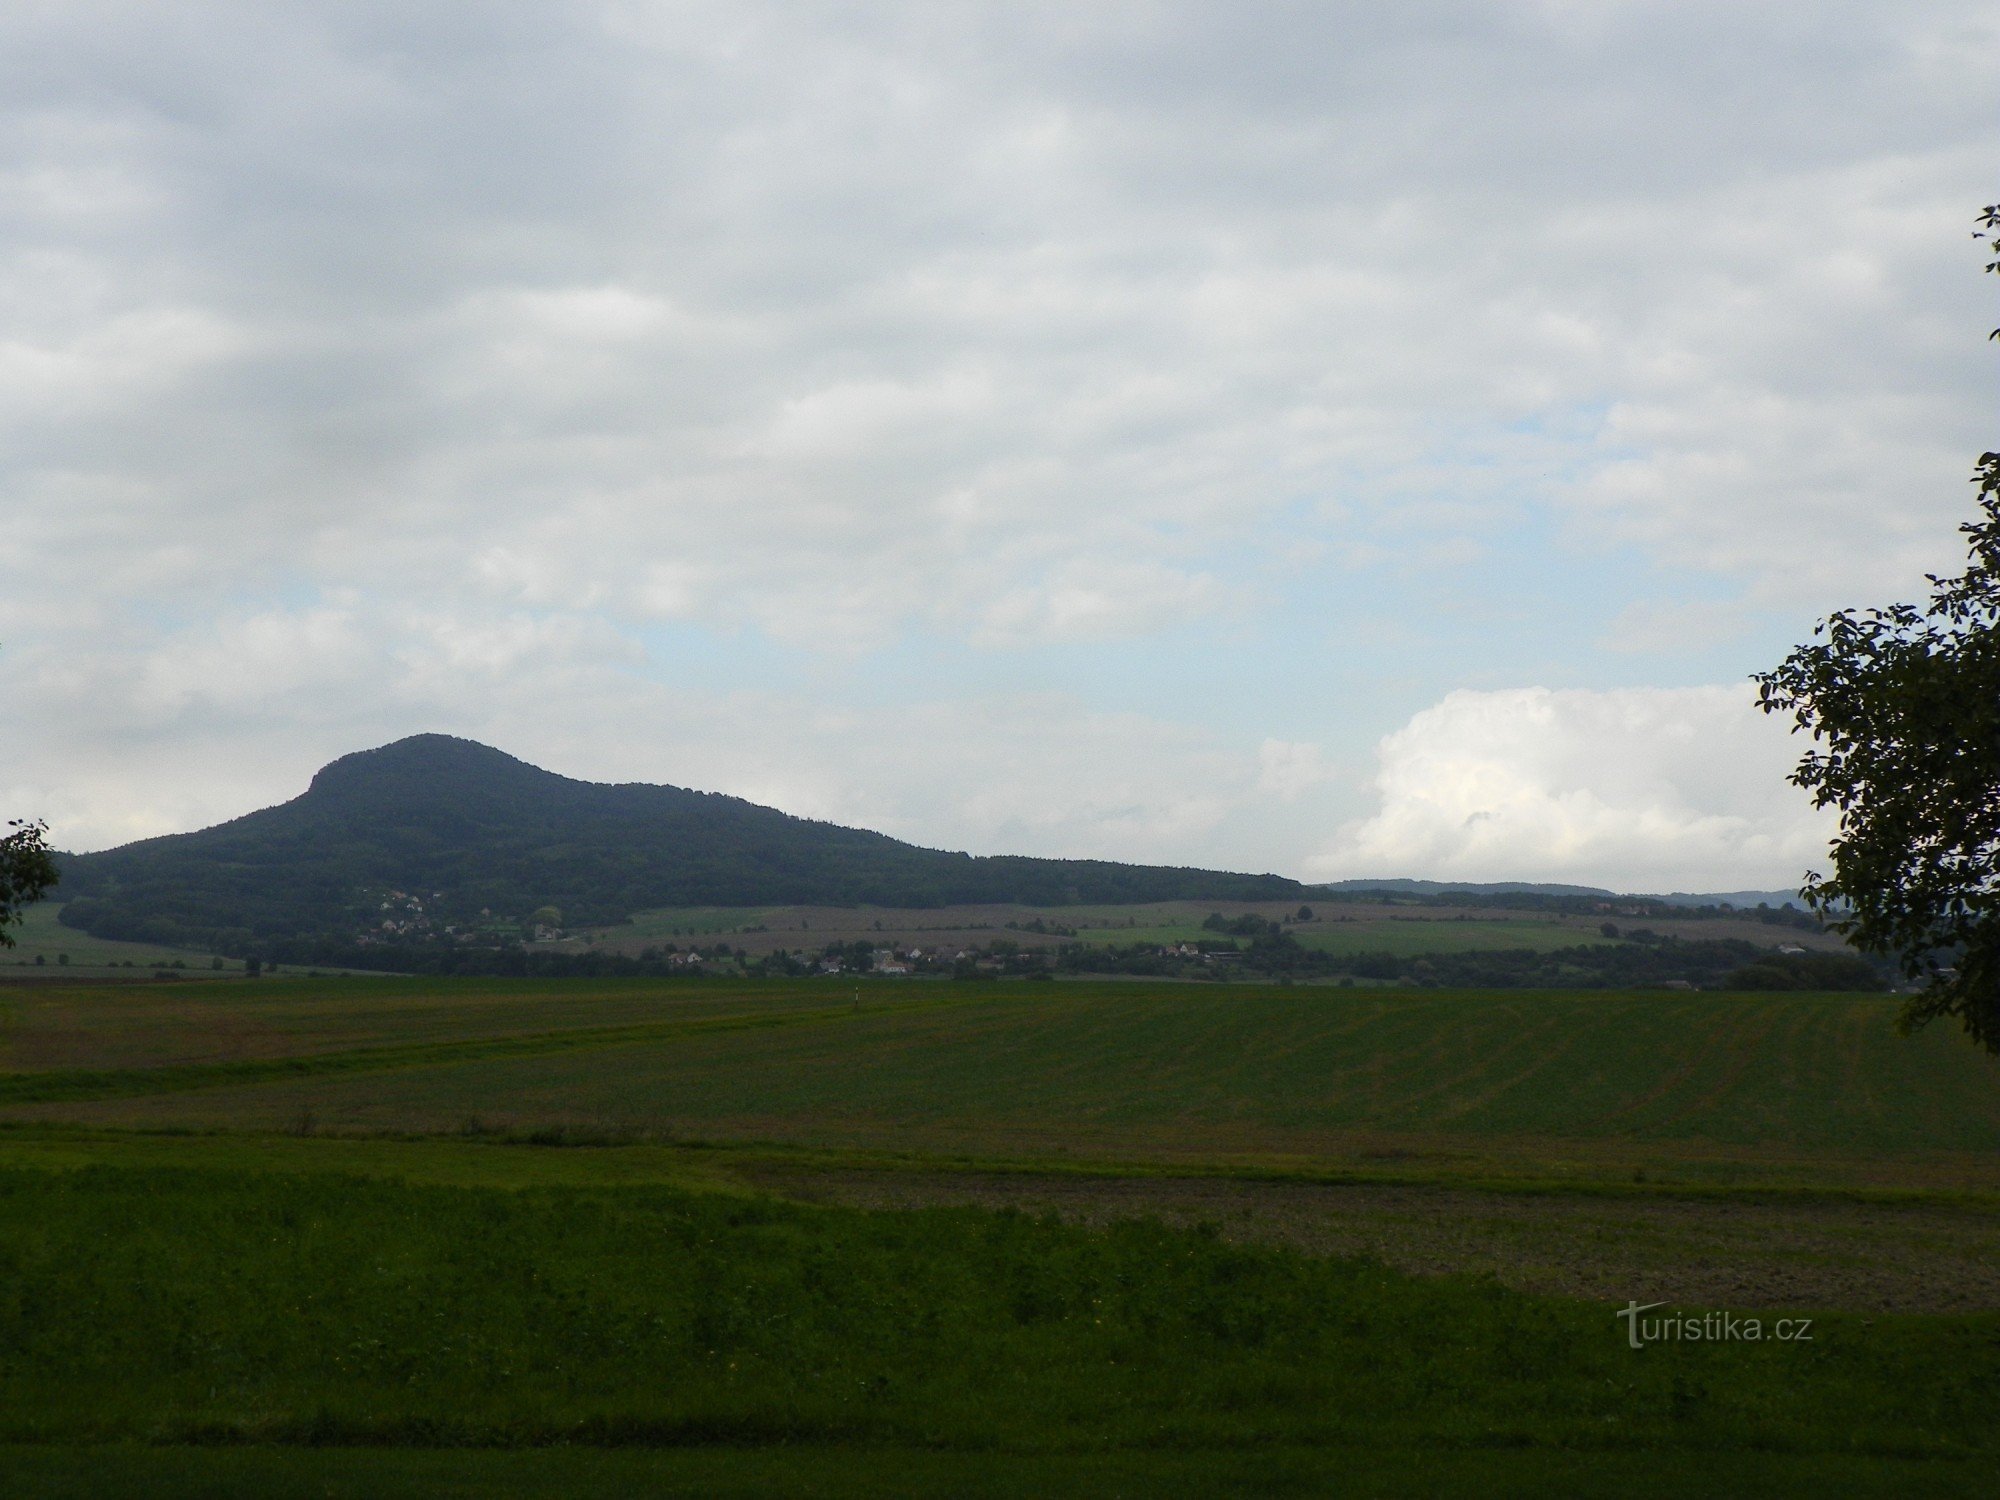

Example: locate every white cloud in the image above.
[1312,686,1837,891]
[0,2,1991,886]
[1256,738,1336,800]
[6,3,1992,655]
[10,605,1310,871]
[1599,598,1751,655]
[973,558,1222,645]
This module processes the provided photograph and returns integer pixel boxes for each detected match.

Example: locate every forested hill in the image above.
[53,735,1305,954]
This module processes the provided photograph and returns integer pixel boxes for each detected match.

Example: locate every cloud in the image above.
[973,558,1222,645]
[1256,739,1337,800]
[6,4,1993,652]
[0,2,1991,889]
[1311,686,1836,891]
[1599,598,1751,655]
[11,600,1328,874]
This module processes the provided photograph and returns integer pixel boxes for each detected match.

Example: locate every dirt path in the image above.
[755,1167,2000,1314]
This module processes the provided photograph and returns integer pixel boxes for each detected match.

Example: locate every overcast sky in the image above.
[2,2,1994,891]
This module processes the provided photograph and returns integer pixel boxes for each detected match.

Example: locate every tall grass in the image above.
[0,1166,1992,1458]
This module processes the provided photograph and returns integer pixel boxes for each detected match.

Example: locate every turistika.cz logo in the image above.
[1616,1302,1813,1350]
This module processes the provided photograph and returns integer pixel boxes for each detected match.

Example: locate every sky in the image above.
[1,1,1994,892]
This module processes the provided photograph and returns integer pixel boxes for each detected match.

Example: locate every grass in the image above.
[0,904,229,975]
[1070,917,1594,955]
[2,976,1997,1493]
[5,1444,1994,1499]
[0,975,840,1073]
[0,1167,1992,1466]
[591,906,788,941]
[770,1163,2000,1314]
[20,983,2000,1191]
[585,900,1850,960]
[0,991,914,1105]
[3,1129,1994,1314]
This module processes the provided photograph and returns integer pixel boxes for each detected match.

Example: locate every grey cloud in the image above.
[2,1,1993,883]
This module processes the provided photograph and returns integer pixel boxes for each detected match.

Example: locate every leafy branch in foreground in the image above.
[0,818,58,947]
[1753,205,2000,1050]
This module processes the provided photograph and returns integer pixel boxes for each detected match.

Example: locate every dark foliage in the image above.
[1721,951,1887,993]
[1308,886,1822,929]
[0,817,59,946]
[1203,911,1285,938]
[1057,932,1885,991]
[1754,206,2000,1050]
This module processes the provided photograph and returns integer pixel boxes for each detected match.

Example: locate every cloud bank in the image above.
[1313,686,1836,892]
[2,2,1990,887]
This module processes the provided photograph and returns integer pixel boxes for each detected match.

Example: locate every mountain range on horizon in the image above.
[1315,878,1809,910]
[46,734,1807,959]
[50,734,1306,955]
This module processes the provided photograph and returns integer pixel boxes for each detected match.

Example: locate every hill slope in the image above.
[53,735,1304,953]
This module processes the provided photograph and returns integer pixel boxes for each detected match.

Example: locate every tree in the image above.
[1753,205,2000,1050]
[0,818,59,947]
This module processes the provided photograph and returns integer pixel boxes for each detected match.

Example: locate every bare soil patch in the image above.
[754,1167,2000,1314]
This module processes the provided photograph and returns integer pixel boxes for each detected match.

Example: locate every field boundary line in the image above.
[0,1001,943,1106]
[7,1122,1993,1208]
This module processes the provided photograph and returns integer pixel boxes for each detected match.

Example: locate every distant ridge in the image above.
[1316,878,1808,910]
[1637,890,1810,910]
[53,734,1306,954]
[1314,878,1614,898]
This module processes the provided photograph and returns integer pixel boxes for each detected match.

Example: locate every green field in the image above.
[0,903,232,975]
[1072,916,1597,955]
[0,1161,1995,1497]
[13,981,1998,1187]
[591,905,789,941]
[572,899,1848,961]
[0,976,837,1074]
[10,1445,1987,1500]
[2,975,1995,1495]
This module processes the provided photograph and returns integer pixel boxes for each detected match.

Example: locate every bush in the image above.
[1723,952,1886,992]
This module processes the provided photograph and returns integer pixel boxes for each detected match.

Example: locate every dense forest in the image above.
[236,928,1880,991]
[52,735,1305,957]
[1049,930,1883,990]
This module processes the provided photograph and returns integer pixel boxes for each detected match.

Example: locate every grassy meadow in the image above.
[13,980,2000,1187]
[0,903,232,976]
[1069,915,1593,955]
[556,898,1854,959]
[1,973,1996,1495]
[0,975,837,1073]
